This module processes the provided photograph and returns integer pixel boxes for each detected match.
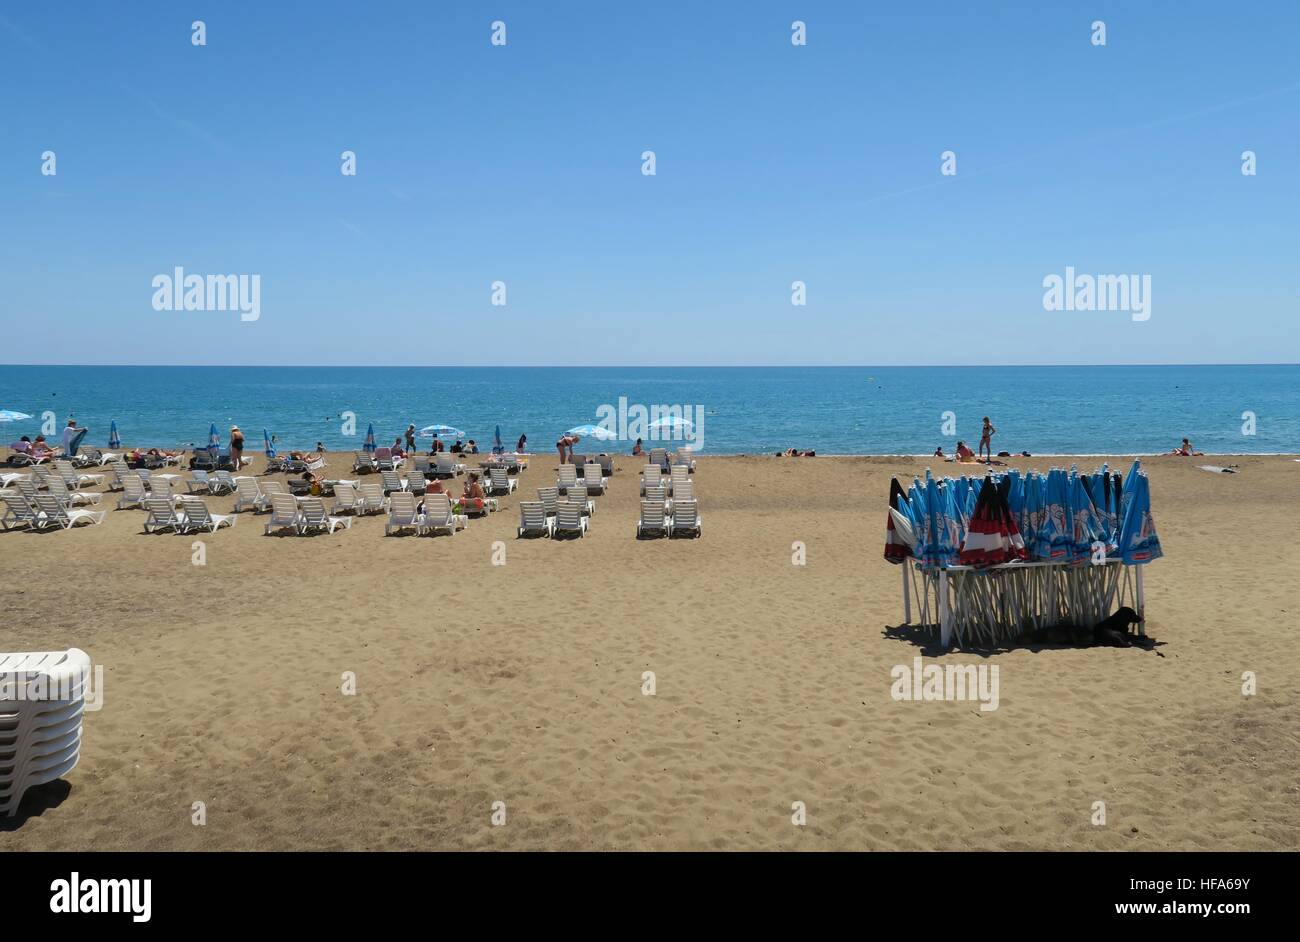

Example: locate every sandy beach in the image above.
[2,451,1297,851]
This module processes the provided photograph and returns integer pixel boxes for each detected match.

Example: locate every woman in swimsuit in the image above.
[978,417,995,462]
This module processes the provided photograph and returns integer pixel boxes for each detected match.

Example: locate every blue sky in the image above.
[1,1,1296,366]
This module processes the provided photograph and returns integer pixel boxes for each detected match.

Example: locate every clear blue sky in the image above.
[2,1,1296,366]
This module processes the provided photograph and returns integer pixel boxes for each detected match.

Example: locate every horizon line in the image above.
[2,362,1299,370]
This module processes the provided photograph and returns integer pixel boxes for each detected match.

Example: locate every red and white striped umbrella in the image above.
[958,477,1027,568]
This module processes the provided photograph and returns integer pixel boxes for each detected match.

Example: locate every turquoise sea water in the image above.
[0,365,1295,456]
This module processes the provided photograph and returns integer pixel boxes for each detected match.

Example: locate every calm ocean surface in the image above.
[0,365,1295,456]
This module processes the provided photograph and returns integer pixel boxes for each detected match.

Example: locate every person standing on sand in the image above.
[405,424,416,454]
[979,417,996,462]
[517,434,527,453]
[229,426,245,470]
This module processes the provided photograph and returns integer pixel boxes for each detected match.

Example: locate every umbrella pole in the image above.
[939,570,951,649]
[1135,566,1146,635]
[903,562,912,625]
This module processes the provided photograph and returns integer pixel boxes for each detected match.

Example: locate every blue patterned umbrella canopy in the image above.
[1118,470,1163,564]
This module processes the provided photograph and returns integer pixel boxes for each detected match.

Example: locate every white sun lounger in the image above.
[299,497,352,535]
[357,483,388,515]
[42,475,101,507]
[669,498,701,538]
[353,452,378,474]
[418,493,464,536]
[53,460,105,490]
[637,499,668,538]
[210,470,237,495]
[537,486,560,517]
[556,464,578,494]
[116,475,148,510]
[233,478,270,513]
[380,470,407,494]
[178,496,235,532]
[331,483,361,515]
[552,501,588,538]
[487,467,517,495]
[582,463,607,495]
[264,493,302,535]
[640,464,664,496]
[142,497,185,533]
[433,455,465,478]
[186,470,213,493]
[643,484,671,515]
[32,494,106,529]
[517,501,553,538]
[567,483,595,516]
[1,494,40,530]
[385,492,421,535]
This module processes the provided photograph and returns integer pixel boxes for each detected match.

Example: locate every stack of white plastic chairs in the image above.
[0,648,89,816]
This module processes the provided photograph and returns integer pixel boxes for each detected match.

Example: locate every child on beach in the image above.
[979,417,996,462]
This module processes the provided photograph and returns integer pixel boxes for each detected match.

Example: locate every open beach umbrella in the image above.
[263,429,276,458]
[363,423,376,453]
[1118,470,1163,564]
[419,424,464,439]
[0,410,32,423]
[566,424,617,441]
[207,423,220,454]
[108,420,121,449]
[884,478,913,564]
[647,415,693,432]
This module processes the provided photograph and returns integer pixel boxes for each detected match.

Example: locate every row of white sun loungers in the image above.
[1,493,107,530]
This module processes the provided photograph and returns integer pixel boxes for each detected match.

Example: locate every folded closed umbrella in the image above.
[108,420,121,449]
[1118,470,1163,564]
[884,478,913,563]
[207,423,220,454]
[264,429,276,458]
[363,423,376,453]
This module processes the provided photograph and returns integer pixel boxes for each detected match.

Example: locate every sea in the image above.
[0,365,1295,456]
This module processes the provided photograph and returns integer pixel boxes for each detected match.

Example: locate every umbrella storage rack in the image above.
[901,557,1146,649]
